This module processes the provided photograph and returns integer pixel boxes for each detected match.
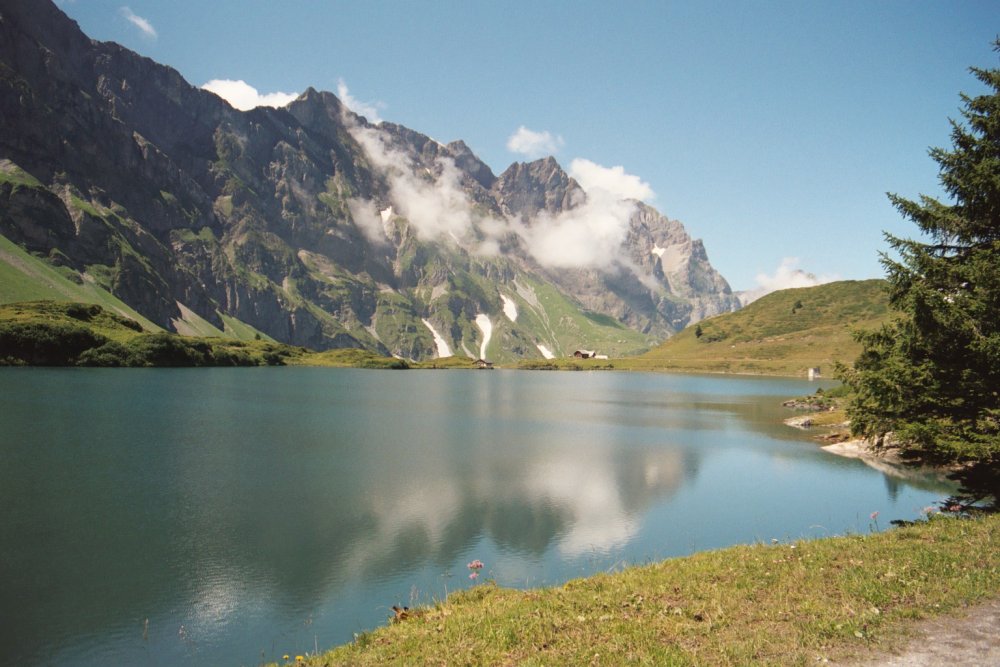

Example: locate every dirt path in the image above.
[849,598,1000,666]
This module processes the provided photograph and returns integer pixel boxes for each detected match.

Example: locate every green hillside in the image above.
[0,301,305,366]
[621,280,891,377]
[0,232,274,341]
[0,232,161,330]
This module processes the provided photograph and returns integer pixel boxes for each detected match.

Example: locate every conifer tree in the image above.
[842,40,1000,503]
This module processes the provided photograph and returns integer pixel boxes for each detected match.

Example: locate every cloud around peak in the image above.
[337,80,384,124]
[568,158,655,203]
[506,126,564,158]
[200,79,299,111]
[739,257,840,304]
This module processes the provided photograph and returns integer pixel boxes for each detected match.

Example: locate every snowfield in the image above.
[475,313,492,359]
[500,293,518,322]
[421,318,453,358]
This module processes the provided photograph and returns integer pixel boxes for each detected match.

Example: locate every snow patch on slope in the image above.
[536,344,555,359]
[475,313,492,359]
[500,293,518,322]
[422,318,452,358]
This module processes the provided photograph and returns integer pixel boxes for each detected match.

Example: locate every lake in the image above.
[0,368,952,666]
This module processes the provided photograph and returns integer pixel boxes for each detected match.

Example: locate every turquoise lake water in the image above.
[0,368,952,666]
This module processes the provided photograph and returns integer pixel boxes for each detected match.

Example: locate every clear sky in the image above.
[56,0,998,291]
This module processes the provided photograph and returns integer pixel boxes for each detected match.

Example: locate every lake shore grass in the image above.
[275,513,999,666]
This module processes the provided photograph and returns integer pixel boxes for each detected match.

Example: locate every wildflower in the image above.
[467,559,484,571]
[469,571,478,580]
[869,511,879,521]
[948,504,963,512]
[283,655,289,661]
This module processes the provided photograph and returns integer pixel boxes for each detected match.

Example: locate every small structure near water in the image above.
[808,367,821,381]
[573,349,609,360]
[474,359,494,369]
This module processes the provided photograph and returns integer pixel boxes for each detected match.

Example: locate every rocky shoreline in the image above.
[783,411,958,488]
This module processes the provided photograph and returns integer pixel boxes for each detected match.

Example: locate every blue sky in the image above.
[57,1,997,291]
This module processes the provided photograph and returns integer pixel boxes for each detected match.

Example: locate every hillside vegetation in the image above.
[0,301,305,367]
[2,280,891,371]
[618,280,891,376]
[0,232,162,330]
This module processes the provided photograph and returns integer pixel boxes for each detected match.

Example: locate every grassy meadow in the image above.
[619,280,891,377]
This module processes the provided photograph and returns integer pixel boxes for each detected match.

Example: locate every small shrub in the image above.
[77,341,131,366]
[125,333,209,366]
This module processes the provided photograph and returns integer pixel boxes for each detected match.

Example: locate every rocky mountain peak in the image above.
[492,157,583,219]
[0,0,741,360]
[445,140,496,190]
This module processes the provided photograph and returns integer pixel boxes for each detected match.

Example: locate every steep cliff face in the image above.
[0,0,738,360]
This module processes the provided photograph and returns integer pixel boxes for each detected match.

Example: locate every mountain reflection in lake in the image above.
[0,368,952,666]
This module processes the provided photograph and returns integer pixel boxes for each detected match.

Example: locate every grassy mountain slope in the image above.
[620,280,891,376]
[0,232,162,330]
[0,301,304,366]
[0,229,275,341]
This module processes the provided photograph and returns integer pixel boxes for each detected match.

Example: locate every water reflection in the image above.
[0,368,953,666]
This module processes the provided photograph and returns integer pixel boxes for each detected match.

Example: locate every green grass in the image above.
[0,233,162,330]
[293,347,410,369]
[277,513,1000,666]
[171,302,227,338]
[505,274,655,361]
[0,301,308,367]
[220,313,274,342]
[619,280,891,377]
[0,159,43,189]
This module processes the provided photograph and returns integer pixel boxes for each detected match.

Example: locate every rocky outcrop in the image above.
[492,157,583,219]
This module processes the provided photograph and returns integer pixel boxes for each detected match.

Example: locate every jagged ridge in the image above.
[0,0,739,361]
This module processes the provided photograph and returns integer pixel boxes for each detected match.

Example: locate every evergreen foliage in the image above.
[842,41,1000,504]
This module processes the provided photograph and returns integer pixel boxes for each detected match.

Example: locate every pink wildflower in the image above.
[467,559,484,571]
[469,572,478,580]
[870,511,879,521]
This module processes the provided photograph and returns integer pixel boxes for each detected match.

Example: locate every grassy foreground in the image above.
[279,514,998,666]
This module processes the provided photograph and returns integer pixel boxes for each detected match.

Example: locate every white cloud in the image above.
[337,79,384,124]
[347,122,497,244]
[508,158,657,270]
[347,117,655,273]
[347,198,389,246]
[200,79,298,111]
[569,158,655,202]
[119,6,156,39]
[741,257,839,303]
[513,190,638,270]
[506,126,564,158]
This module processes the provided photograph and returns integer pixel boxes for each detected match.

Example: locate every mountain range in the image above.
[0,0,740,361]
